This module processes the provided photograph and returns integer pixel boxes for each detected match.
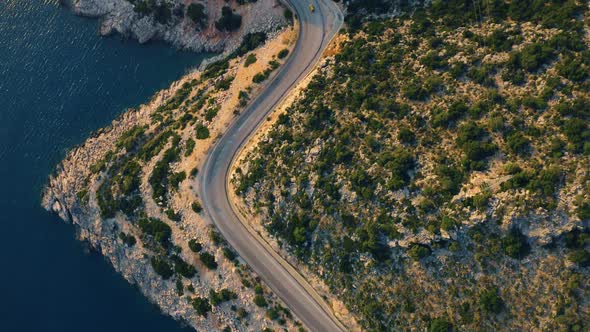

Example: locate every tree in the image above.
[408,244,430,261]
[254,294,268,307]
[502,229,530,259]
[172,255,197,278]
[191,297,211,317]
[191,201,202,213]
[188,239,203,253]
[187,3,207,28]
[506,131,529,155]
[210,288,237,306]
[215,6,242,32]
[200,251,218,270]
[277,49,290,59]
[139,218,172,247]
[150,256,174,279]
[195,123,210,139]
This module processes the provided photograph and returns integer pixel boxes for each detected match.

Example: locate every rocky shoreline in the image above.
[64,0,288,53]
[43,26,304,330]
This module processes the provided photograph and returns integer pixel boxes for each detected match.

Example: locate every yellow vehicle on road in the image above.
[309,4,315,12]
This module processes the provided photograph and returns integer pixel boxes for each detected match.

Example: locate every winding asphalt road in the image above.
[198,0,344,331]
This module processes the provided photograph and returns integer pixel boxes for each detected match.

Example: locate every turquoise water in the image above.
[0,1,207,330]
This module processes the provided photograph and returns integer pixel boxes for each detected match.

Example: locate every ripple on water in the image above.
[0,1,207,331]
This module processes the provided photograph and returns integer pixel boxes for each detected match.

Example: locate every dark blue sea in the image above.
[0,1,207,331]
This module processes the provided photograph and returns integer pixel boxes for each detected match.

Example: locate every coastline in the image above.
[42,26,303,330]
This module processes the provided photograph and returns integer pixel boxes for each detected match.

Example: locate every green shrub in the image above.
[191,297,212,317]
[404,79,429,101]
[420,50,447,70]
[283,8,293,22]
[172,255,197,278]
[244,53,257,67]
[149,146,181,206]
[205,106,220,121]
[116,126,146,151]
[203,59,229,79]
[151,256,174,279]
[253,72,268,83]
[195,123,210,139]
[507,43,555,73]
[215,6,242,31]
[191,201,202,213]
[187,3,207,28]
[139,218,172,247]
[467,64,495,86]
[502,229,530,259]
[506,131,530,155]
[200,251,218,270]
[210,288,237,306]
[479,287,503,314]
[215,76,234,91]
[233,32,267,57]
[398,127,416,144]
[169,171,186,191]
[441,216,458,231]
[175,280,184,296]
[184,138,195,157]
[557,55,588,82]
[223,247,238,261]
[563,118,589,153]
[277,49,290,59]
[166,208,181,222]
[188,239,203,253]
[432,101,468,128]
[254,294,268,307]
[429,317,453,332]
[118,232,137,247]
[266,306,280,320]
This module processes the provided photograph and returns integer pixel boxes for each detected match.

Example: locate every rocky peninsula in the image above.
[43,2,307,328]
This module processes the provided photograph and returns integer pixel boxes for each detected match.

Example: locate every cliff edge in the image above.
[65,0,288,53]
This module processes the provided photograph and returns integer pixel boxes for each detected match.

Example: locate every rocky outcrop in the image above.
[66,0,287,53]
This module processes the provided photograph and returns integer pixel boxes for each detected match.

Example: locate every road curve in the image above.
[198,1,344,331]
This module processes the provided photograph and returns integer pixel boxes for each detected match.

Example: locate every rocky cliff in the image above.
[65,0,287,53]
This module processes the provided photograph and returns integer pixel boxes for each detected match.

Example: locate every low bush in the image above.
[188,239,203,253]
[253,294,268,307]
[200,251,218,270]
[209,288,237,306]
[191,297,212,317]
[277,49,290,59]
[195,123,210,139]
[172,255,197,278]
[215,6,242,31]
[139,218,172,247]
[244,54,257,67]
[151,256,174,279]
[501,229,530,259]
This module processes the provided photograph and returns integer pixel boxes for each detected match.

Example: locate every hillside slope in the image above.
[234,0,590,330]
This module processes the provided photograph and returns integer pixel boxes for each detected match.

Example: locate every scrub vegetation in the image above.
[236,0,590,330]
[56,24,300,330]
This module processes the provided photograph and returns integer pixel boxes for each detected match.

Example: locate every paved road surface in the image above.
[198,1,344,331]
